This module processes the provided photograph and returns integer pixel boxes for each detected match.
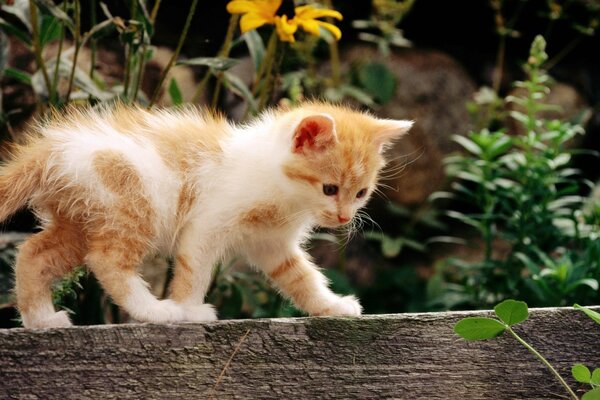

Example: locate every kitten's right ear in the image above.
[292,114,337,154]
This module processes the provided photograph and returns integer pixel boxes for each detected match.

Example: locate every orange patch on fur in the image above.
[15,217,86,316]
[169,255,194,302]
[269,256,298,280]
[240,203,281,227]
[283,165,320,186]
[176,182,196,224]
[92,149,155,237]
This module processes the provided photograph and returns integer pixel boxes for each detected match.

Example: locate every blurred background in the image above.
[1,0,599,327]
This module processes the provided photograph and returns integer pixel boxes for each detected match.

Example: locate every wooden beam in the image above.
[1,307,598,399]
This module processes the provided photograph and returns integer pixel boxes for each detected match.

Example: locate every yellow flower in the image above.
[291,5,343,42]
[226,0,282,33]
[226,0,343,43]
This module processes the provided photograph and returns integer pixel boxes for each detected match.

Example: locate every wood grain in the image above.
[1,307,599,399]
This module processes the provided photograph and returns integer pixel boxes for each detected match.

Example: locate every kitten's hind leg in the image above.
[85,232,185,324]
[15,220,86,328]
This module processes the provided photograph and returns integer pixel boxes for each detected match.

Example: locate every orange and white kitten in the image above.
[0,102,412,328]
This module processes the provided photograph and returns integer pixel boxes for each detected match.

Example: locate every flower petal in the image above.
[240,13,270,33]
[295,5,343,21]
[226,0,258,14]
[227,0,282,18]
[275,15,297,42]
[298,18,320,36]
[317,21,342,40]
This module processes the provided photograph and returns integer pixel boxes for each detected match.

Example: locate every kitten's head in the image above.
[281,103,412,228]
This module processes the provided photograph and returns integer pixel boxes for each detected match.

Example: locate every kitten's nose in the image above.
[338,214,351,224]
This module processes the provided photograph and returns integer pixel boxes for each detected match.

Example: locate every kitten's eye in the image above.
[322,184,339,196]
[356,188,367,199]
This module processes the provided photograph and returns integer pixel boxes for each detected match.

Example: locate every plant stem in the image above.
[322,0,340,87]
[134,0,161,103]
[252,30,278,96]
[507,327,579,400]
[211,14,240,108]
[255,31,279,111]
[28,0,52,100]
[148,0,200,108]
[65,0,81,105]
[51,2,66,104]
[150,0,162,24]
[89,0,97,80]
[122,1,138,102]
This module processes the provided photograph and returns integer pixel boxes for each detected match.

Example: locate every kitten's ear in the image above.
[373,119,413,153]
[292,114,337,154]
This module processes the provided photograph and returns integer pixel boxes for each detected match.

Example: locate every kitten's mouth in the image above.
[318,213,352,228]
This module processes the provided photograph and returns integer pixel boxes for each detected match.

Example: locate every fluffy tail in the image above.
[0,142,48,222]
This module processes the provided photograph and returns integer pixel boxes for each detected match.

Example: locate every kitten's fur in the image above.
[0,102,411,328]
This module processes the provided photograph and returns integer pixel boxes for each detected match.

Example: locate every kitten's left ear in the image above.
[292,114,337,154]
[373,119,413,153]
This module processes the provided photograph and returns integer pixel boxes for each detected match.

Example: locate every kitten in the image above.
[0,102,412,328]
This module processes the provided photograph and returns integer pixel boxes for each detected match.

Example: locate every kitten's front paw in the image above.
[182,303,218,322]
[317,295,363,317]
[132,299,186,323]
[22,310,73,329]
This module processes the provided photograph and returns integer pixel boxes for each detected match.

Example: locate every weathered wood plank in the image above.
[1,307,599,399]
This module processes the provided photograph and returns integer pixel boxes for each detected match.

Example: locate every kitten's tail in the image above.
[0,141,48,222]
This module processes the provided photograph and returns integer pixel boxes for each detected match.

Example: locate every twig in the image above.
[51,2,66,104]
[209,328,251,399]
[133,0,162,102]
[28,0,52,99]
[148,0,200,108]
[65,0,81,105]
[210,14,240,108]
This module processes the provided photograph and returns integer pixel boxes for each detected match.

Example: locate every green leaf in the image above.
[3,67,32,84]
[0,17,32,45]
[177,57,238,71]
[242,30,265,76]
[1,4,32,31]
[135,0,154,36]
[357,62,396,104]
[222,71,257,113]
[33,0,75,31]
[582,388,600,400]
[454,317,506,341]
[574,304,600,325]
[39,14,61,47]
[592,368,600,385]
[381,236,403,258]
[572,364,591,383]
[338,85,375,106]
[168,78,183,106]
[494,299,529,326]
[453,135,482,156]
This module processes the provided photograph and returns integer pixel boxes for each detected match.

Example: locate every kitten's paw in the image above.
[132,299,186,323]
[181,303,218,322]
[22,310,73,329]
[318,295,363,317]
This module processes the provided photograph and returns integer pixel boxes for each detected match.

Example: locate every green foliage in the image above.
[574,304,600,325]
[430,35,600,309]
[52,267,86,312]
[454,317,506,340]
[352,0,414,56]
[455,299,600,400]
[207,260,301,319]
[494,299,528,325]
